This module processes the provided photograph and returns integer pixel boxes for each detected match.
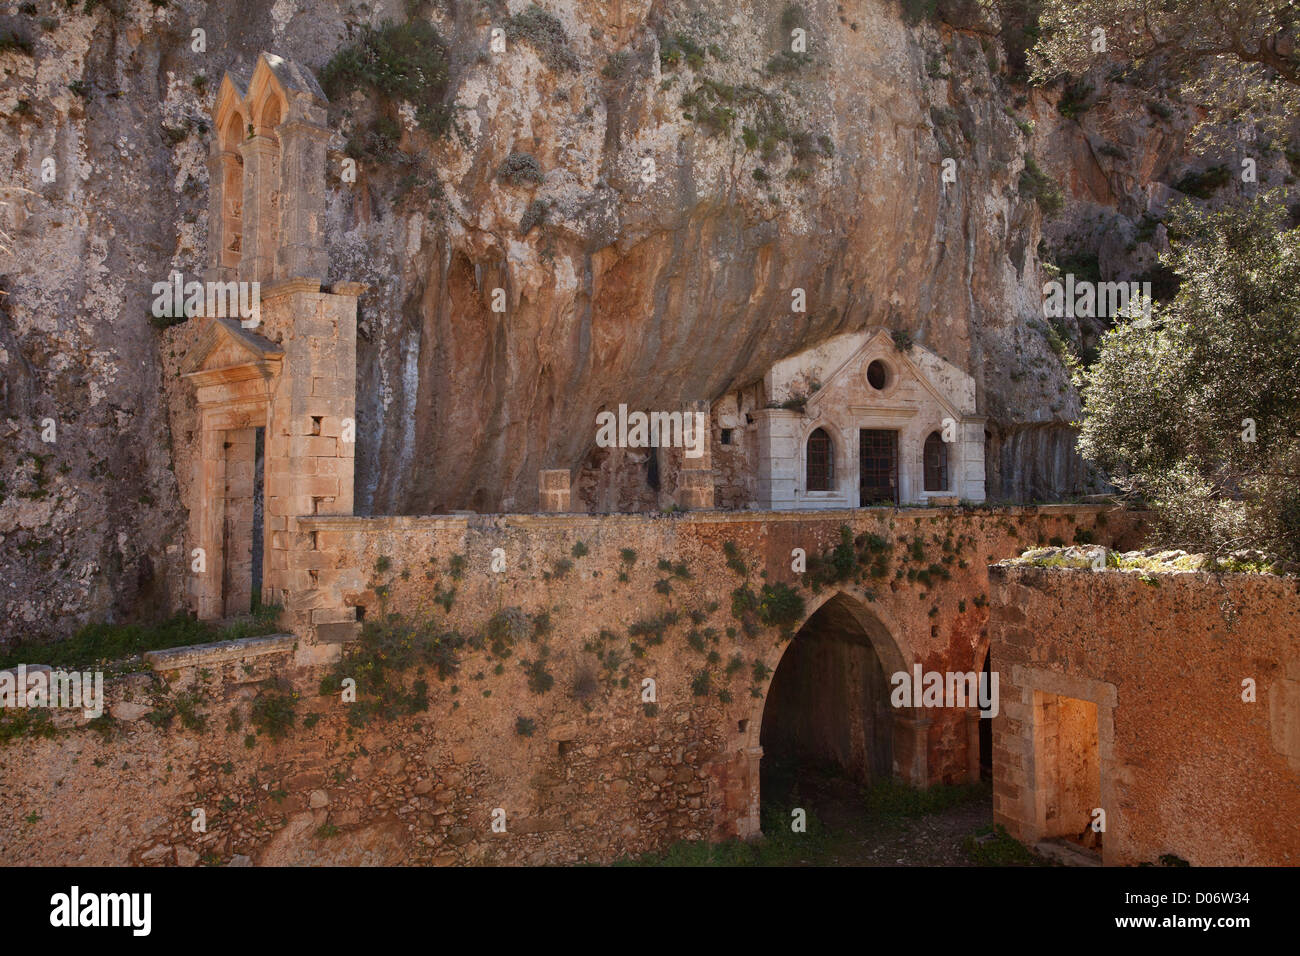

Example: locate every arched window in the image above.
[924,431,948,492]
[806,428,834,491]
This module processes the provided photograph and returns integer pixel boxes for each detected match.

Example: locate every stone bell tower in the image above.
[182,52,362,623]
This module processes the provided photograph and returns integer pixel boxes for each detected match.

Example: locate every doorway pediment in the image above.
[183,318,283,391]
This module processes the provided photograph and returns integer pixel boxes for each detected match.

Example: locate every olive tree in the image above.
[1031,0,1300,147]
[1078,192,1300,560]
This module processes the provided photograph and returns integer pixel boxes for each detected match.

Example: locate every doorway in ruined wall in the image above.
[759,593,896,829]
[1033,690,1101,856]
[220,425,266,618]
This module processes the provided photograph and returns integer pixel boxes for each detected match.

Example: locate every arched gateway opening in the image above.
[758,592,907,827]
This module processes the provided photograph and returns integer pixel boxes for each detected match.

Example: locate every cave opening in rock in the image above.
[759,593,896,828]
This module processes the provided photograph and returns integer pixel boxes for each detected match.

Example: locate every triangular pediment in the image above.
[805,329,895,400]
[763,327,975,421]
[183,317,283,379]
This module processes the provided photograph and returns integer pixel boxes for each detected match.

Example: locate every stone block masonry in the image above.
[0,506,1139,865]
[989,563,1300,866]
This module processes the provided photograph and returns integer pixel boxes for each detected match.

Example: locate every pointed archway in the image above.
[759,592,897,830]
[730,590,927,839]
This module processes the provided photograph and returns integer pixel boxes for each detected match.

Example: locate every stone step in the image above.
[1035,838,1102,867]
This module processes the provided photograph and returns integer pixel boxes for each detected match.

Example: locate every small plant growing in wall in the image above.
[571,541,589,558]
[515,716,536,737]
[723,540,748,577]
[434,585,456,612]
[757,582,804,631]
[506,4,580,72]
[498,151,545,186]
[522,650,554,694]
[519,199,549,236]
[620,548,637,565]
[691,669,712,696]
[250,690,297,741]
[449,554,466,580]
[173,691,207,733]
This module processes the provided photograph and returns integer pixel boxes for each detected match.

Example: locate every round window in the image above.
[866,359,888,390]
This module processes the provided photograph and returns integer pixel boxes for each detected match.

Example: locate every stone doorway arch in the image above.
[731,590,926,839]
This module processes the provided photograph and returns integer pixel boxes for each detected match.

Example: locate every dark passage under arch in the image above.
[759,594,895,821]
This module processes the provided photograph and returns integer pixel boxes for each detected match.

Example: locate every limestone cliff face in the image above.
[0,0,1147,637]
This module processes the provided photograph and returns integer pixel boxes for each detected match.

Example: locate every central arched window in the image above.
[806,428,834,491]
[924,431,949,492]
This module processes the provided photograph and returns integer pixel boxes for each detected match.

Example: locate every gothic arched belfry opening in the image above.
[181,53,363,642]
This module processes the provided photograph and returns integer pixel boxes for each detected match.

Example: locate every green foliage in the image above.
[1173,164,1230,199]
[520,199,549,235]
[619,548,637,565]
[723,540,749,576]
[659,31,709,71]
[890,328,913,352]
[628,612,677,647]
[962,824,1047,865]
[765,50,813,75]
[514,716,536,737]
[613,807,830,865]
[507,4,579,72]
[900,0,939,26]
[679,81,736,136]
[730,586,759,628]
[571,541,589,558]
[0,708,57,745]
[320,19,452,136]
[0,604,283,672]
[865,779,986,821]
[602,50,633,80]
[522,653,554,694]
[249,691,296,741]
[757,583,804,630]
[1019,154,1063,216]
[0,29,34,55]
[1031,0,1300,151]
[173,691,207,732]
[319,615,459,728]
[485,607,529,658]
[1055,77,1093,119]
[1078,193,1300,561]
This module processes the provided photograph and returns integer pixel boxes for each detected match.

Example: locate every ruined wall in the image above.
[0,506,1142,865]
[989,564,1300,866]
